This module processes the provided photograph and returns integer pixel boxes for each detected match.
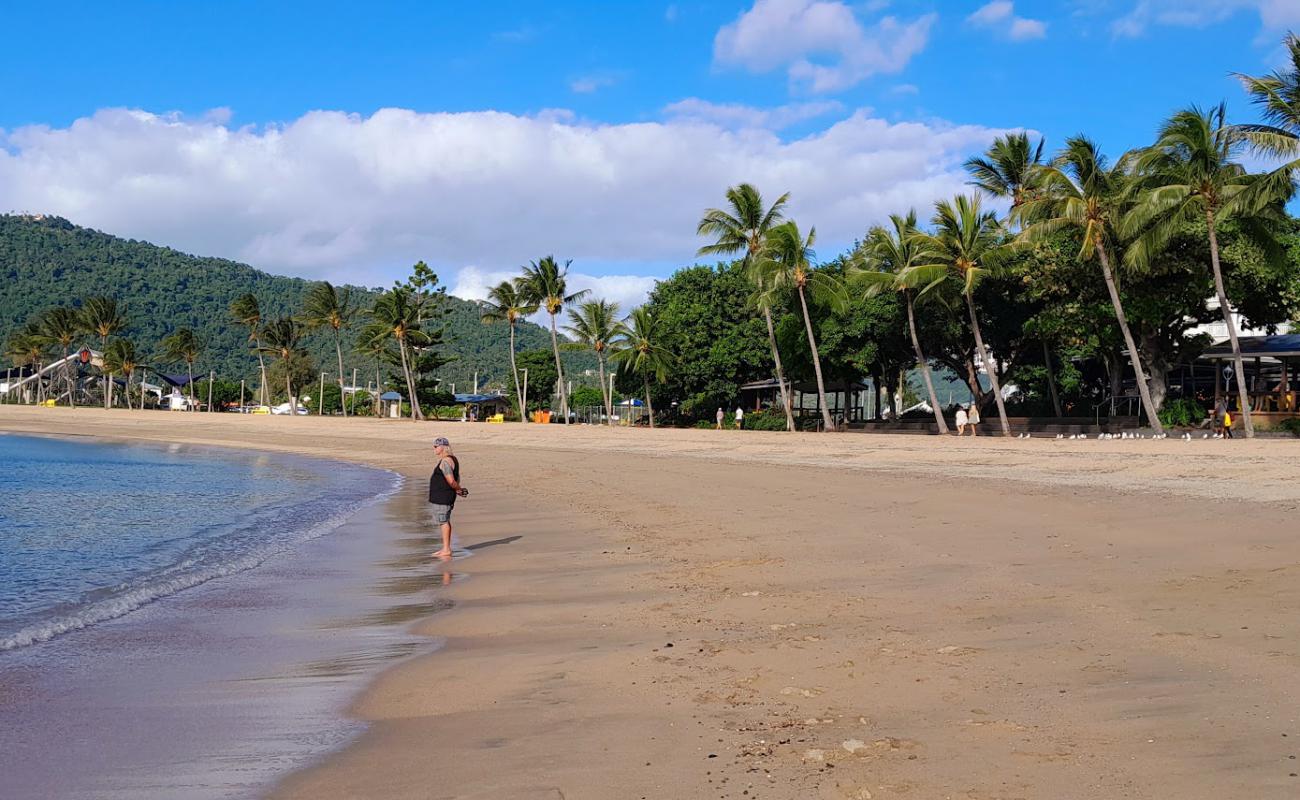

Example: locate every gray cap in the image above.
[433,437,450,447]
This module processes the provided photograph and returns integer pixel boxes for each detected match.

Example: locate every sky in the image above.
[1,0,1297,312]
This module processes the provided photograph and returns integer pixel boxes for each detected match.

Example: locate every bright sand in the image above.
[2,405,1299,799]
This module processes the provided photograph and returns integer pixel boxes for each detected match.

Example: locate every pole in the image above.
[521,369,528,422]
[207,370,214,412]
[319,371,326,416]
[473,371,478,394]
[240,379,246,411]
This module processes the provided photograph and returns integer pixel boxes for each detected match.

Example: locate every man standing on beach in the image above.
[429,437,468,560]
[734,406,744,429]
[716,407,724,430]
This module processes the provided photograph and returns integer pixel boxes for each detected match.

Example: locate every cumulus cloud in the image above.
[1112,0,1300,37]
[662,98,845,130]
[0,106,1010,298]
[967,1,1047,41]
[570,73,619,94]
[713,0,936,93]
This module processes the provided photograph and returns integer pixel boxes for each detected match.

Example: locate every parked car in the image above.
[270,402,309,415]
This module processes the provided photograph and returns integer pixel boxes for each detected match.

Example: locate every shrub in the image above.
[1277,417,1300,437]
[744,409,788,431]
[693,419,715,429]
[1157,398,1205,428]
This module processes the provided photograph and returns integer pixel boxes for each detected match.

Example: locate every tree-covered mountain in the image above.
[0,214,594,389]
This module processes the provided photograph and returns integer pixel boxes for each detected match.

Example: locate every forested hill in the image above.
[0,214,588,387]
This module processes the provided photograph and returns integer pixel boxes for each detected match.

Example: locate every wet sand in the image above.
[2,406,1299,799]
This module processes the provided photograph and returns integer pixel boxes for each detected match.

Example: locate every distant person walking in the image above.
[734,407,744,430]
[968,403,981,436]
[429,436,468,560]
[716,407,724,430]
[954,405,969,436]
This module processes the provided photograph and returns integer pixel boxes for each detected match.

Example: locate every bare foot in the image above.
[433,549,453,560]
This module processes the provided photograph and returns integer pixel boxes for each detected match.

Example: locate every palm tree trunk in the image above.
[762,307,796,432]
[101,335,110,409]
[964,291,1010,436]
[548,313,568,424]
[508,322,525,421]
[285,364,295,417]
[596,352,611,426]
[64,346,76,408]
[335,330,347,417]
[254,337,269,406]
[1096,244,1163,434]
[126,370,134,411]
[397,340,422,420]
[906,294,947,434]
[1042,339,1062,417]
[796,286,835,432]
[373,358,383,416]
[643,376,655,429]
[1206,210,1254,437]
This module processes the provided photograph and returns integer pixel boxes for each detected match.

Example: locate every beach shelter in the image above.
[379,390,403,419]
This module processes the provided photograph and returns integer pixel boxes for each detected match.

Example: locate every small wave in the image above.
[1,471,402,652]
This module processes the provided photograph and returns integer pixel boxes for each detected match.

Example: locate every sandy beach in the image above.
[3,406,1299,799]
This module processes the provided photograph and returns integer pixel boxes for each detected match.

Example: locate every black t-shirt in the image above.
[428,455,460,505]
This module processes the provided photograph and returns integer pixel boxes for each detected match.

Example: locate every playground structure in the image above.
[0,348,189,408]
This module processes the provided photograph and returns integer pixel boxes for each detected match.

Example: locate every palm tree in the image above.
[302,281,356,417]
[917,194,1013,436]
[80,296,127,408]
[1016,137,1164,434]
[611,306,673,428]
[964,132,1046,209]
[37,307,82,407]
[480,280,539,420]
[519,256,589,424]
[365,288,427,420]
[160,328,204,408]
[255,318,307,414]
[696,183,797,432]
[1124,104,1292,438]
[565,299,621,424]
[102,339,140,410]
[854,211,950,434]
[230,293,270,407]
[355,320,392,417]
[5,324,48,403]
[1234,32,1300,173]
[753,221,846,431]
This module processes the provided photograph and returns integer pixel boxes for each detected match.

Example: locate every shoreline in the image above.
[3,407,1300,799]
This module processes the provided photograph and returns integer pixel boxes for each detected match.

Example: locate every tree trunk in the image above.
[762,306,796,432]
[964,291,1010,436]
[101,335,110,409]
[1206,210,1254,437]
[906,294,948,434]
[335,329,347,417]
[548,313,569,424]
[597,351,614,425]
[644,376,655,429]
[286,367,295,418]
[254,336,269,406]
[398,339,423,420]
[64,346,76,408]
[1096,244,1163,433]
[796,286,836,431]
[374,359,383,416]
[186,361,195,409]
[1042,339,1062,417]
[508,322,525,421]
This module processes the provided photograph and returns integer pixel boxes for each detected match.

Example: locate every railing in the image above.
[1093,394,1141,426]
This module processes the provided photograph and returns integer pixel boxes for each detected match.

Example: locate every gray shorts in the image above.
[430,503,454,525]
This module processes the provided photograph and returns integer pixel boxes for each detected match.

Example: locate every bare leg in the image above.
[434,521,453,559]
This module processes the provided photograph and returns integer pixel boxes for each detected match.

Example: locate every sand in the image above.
[2,405,1299,799]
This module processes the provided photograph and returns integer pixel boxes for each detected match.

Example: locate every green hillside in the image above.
[0,214,594,389]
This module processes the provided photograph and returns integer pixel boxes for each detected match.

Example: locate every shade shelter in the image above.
[379,390,404,419]
[453,392,511,419]
[739,378,870,423]
[1198,334,1300,424]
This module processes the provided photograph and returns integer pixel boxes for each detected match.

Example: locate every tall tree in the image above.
[355,320,393,417]
[696,183,797,432]
[918,194,1014,436]
[160,328,204,408]
[365,288,427,420]
[519,256,589,424]
[102,338,140,410]
[302,281,356,417]
[37,307,82,407]
[5,323,48,403]
[611,307,673,428]
[1234,32,1300,178]
[480,280,539,420]
[1017,137,1165,433]
[80,296,127,409]
[1125,104,1292,438]
[754,221,846,431]
[565,299,621,424]
[229,293,270,407]
[255,318,307,415]
[964,132,1046,209]
[854,211,950,434]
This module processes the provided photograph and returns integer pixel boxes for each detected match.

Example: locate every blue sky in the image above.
[1,1,1296,309]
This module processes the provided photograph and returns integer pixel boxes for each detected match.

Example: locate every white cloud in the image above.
[967,1,1047,41]
[713,0,936,93]
[888,83,920,96]
[0,106,1012,298]
[1112,0,1300,38]
[570,73,619,94]
[662,98,845,130]
[451,266,658,321]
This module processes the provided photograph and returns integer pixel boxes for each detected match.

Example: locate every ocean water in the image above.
[0,433,398,651]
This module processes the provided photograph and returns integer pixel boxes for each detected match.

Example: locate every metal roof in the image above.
[1199,334,1300,359]
[453,392,508,403]
[379,391,402,401]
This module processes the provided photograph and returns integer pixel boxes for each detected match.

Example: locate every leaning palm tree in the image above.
[80,296,127,409]
[1124,104,1291,438]
[480,280,539,420]
[854,211,949,434]
[355,320,393,417]
[917,194,1013,436]
[4,324,48,403]
[565,299,621,424]
[365,288,427,420]
[255,318,307,415]
[964,132,1046,210]
[302,281,356,417]
[160,328,203,408]
[519,256,589,424]
[1016,137,1164,434]
[230,293,270,406]
[696,183,797,432]
[37,306,82,407]
[1234,32,1300,174]
[753,221,846,432]
[102,338,140,410]
[611,306,673,428]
